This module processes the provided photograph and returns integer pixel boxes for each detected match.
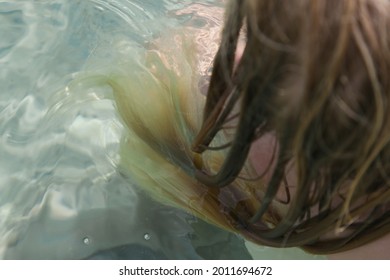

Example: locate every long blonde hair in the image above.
[110,0,390,255]
[193,0,390,254]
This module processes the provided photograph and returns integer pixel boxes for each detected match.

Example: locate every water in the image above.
[0,0,322,259]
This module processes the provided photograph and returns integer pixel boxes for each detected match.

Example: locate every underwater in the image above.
[0,0,323,259]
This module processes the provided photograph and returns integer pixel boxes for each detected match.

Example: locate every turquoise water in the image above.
[0,0,322,259]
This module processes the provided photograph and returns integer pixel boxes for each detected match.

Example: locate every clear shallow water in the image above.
[0,0,322,259]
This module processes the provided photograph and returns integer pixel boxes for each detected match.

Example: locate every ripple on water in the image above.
[0,0,223,260]
[0,6,26,59]
[0,0,320,261]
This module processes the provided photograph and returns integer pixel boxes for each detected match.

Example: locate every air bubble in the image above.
[83,237,91,245]
[143,233,151,240]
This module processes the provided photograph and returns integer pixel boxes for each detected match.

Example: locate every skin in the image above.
[250,135,390,259]
[328,234,390,259]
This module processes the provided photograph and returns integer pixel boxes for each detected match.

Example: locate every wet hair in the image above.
[192,0,390,254]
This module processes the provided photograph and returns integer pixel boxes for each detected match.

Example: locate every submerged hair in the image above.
[100,37,268,235]
[86,0,390,256]
[193,0,390,254]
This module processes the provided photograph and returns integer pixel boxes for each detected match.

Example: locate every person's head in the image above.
[192,0,390,254]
